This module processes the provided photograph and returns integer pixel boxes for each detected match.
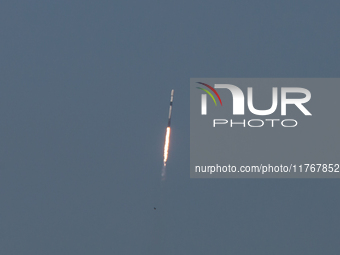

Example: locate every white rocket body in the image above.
[167,90,174,127]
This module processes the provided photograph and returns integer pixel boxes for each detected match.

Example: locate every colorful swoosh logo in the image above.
[196,82,223,106]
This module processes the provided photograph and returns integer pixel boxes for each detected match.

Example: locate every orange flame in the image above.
[163,127,171,164]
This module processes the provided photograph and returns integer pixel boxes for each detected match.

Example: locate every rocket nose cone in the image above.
[171,89,174,96]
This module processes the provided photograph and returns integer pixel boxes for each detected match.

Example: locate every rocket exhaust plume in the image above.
[163,127,171,165]
[162,89,174,180]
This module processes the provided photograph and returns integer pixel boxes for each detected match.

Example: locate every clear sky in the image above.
[0,1,339,254]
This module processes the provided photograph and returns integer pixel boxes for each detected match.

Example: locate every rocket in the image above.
[162,89,174,172]
[167,89,174,127]
[162,89,174,174]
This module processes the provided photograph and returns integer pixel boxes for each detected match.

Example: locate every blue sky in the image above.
[0,1,339,254]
